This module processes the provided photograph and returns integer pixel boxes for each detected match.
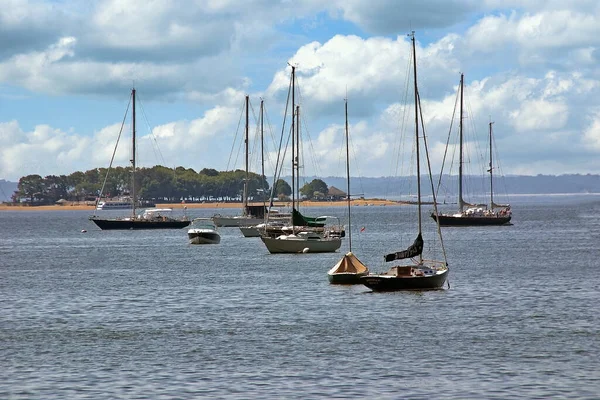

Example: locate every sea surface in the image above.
[1,195,599,399]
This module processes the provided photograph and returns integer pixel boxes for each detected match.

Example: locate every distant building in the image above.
[327,186,347,201]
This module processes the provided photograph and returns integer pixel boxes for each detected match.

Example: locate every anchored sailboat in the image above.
[89,88,190,230]
[260,65,342,254]
[360,32,449,291]
[212,95,267,227]
[431,74,511,227]
[328,99,369,283]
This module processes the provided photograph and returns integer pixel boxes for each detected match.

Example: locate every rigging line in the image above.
[436,79,460,199]
[294,82,322,180]
[261,101,278,177]
[136,92,166,167]
[418,89,448,264]
[463,84,488,198]
[217,98,246,201]
[388,51,412,199]
[491,126,511,201]
[268,71,293,208]
[348,126,367,201]
[249,99,260,171]
[96,93,132,212]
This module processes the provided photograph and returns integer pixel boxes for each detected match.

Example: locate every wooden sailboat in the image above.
[360,32,449,291]
[212,95,267,227]
[430,74,511,226]
[260,65,342,254]
[89,88,190,230]
[328,99,369,283]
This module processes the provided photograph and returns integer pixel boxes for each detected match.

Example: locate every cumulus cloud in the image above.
[2,1,600,179]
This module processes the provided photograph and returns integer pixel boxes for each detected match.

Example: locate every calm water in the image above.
[1,196,599,399]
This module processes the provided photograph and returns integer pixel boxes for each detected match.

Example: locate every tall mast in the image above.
[291,66,296,212]
[345,98,352,251]
[296,104,300,206]
[489,120,494,209]
[260,99,266,209]
[243,95,249,213]
[131,88,136,218]
[458,73,464,212]
[411,32,422,241]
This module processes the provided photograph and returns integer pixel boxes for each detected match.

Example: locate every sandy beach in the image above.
[0,198,400,211]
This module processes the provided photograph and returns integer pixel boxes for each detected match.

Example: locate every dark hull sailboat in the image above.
[90,218,190,230]
[328,252,369,284]
[431,74,511,227]
[361,267,448,291]
[432,213,511,226]
[89,89,190,231]
[360,33,449,292]
[360,233,448,291]
[327,99,369,284]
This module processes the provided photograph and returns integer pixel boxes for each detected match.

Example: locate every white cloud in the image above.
[2,1,600,180]
[583,110,600,150]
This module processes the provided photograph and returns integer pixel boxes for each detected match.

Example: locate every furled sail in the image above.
[292,208,326,227]
[384,233,423,262]
[463,201,487,208]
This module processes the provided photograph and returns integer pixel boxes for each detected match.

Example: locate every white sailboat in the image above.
[260,65,342,254]
[212,95,266,227]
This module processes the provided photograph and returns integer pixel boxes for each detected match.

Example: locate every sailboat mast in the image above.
[489,121,494,209]
[131,88,136,218]
[458,73,464,212]
[411,33,422,238]
[291,66,296,213]
[345,99,352,251]
[243,95,249,213]
[296,105,300,206]
[260,99,266,209]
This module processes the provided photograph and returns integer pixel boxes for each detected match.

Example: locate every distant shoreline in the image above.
[0,198,402,211]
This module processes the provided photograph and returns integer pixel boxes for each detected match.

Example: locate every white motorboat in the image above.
[188,218,221,245]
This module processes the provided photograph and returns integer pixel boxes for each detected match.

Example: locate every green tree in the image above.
[16,174,45,203]
[200,168,219,176]
[273,179,291,198]
[299,178,328,200]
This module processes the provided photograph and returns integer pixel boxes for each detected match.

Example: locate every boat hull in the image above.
[328,271,369,284]
[239,226,261,237]
[431,213,511,226]
[212,216,264,227]
[260,236,342,254]
[90,218,190,230]
[188,232,221,244]
[361,268,448,291]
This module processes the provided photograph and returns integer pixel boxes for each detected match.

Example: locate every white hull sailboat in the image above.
[261,231,341,253]
[212,96,267,228]
[260,65,342,254]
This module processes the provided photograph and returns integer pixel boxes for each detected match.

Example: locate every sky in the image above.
[1,0,600,182]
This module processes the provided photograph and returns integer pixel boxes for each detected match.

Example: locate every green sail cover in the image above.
[292,208,325,227]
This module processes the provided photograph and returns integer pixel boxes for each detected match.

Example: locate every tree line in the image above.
[10,165,333,205]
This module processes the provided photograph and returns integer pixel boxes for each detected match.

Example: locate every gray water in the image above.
[1,196,599,399]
